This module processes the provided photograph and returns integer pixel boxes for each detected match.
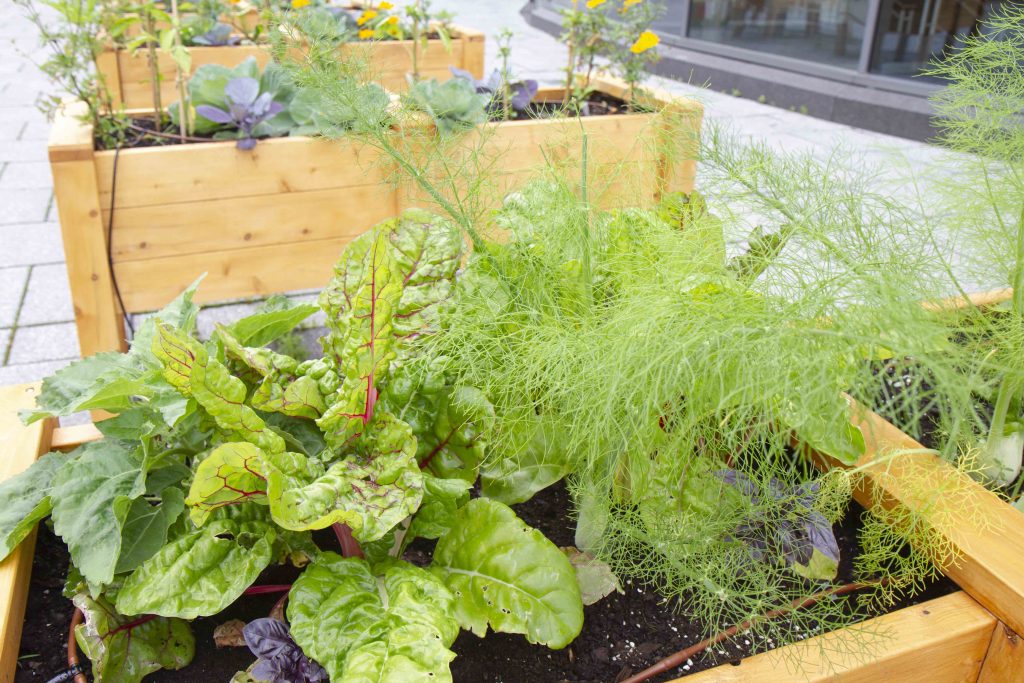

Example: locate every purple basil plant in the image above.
[195,77,284,150]
[713,469,840,582]
[243,618,327,682]
[450,66,538,117]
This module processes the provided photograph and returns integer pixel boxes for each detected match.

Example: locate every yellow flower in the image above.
[630,30,659,53]
[359,28,374,39]
[623,0,642,6]
[379,1,393,8]
[586,0,607,7]
[385,15,399,25]
[357,9,378,25]
[290,0,310,7]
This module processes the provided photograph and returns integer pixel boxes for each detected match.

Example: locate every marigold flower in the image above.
[359,28,374,39]
[291,0,309,7]
[630,30,659,53]
[623,0,642,7]
[385,15,399,25]
[586,0,607,8]
[357,9,378,25]
[379,1,394,7]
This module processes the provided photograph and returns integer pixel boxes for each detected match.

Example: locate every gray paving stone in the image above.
[0,327,9,363]
[19,263,74,325]
[0,188,50,224]
[18,119,50,140]
[7,322,79,364]
[0,222,64,267]
[0,358,73,385]
[0,140,48,162]
[0,160,52,189]
[0,120,25,140]
[0,266,28,328]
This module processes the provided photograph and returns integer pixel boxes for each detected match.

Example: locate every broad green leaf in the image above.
[187,442,269,526]
[51,440,145,586]
[129,277,202,366]
[116,519,275,619]
[0,451,66,561]
[226,297,318,347]
[480,410,568,504]
[153,322,285,453]
[74,592,194,683]
[114,488,186,574]
[20,352,141,423]
[431,498,583,649]
[407,474,471,542]
[264,414,423,541]
[263,412,327,458]
[288,553,457,682]
[418,386,494,483]
[783,396,866,466]
[561,547,623,606]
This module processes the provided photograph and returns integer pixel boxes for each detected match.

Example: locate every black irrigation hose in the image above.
[106,145,135,340]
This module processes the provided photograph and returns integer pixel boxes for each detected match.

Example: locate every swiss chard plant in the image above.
[1,210,584,682]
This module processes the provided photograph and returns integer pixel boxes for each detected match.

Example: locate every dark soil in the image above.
[17,481,954,683]
[507,92,635,122]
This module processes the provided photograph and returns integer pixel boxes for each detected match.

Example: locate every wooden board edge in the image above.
[977,621,1024,682]
[48,101,95,163]
[0,384,56,683]
[676,591,994,682]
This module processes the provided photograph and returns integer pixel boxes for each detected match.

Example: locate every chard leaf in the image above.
[264,414,423,541]
[129,277,203,365]
[116,519,276,618]
[407,474,472,542]
[418,386,494,482]
[51,440,145,587]
[318,211,463,449]
[153,322,285,453]
[114,488,186,574]
[73,592,194,683]
[480,410,569,504]
[288,553,458,682]
[0,451,66,561]
[226,298,317,347]
[561,547,623,606]
[186,442,269,526]
[431,498,583,649]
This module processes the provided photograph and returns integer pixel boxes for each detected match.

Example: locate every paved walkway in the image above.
[0,0,943,386]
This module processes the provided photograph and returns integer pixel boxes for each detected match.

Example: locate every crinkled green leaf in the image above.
[51,440,145,587]
[288,553,457,682]
[253,375,326,420]
[186,442,269,526]
[263,412,327,458]
[73,592,194,683]
[116,519,275,618]
[418,386,494,482]
[431,498,583,649]
[153,322,285,453]
[407,474,471,542]
[264,414,423,541]
[480,409,568,504]
[0,451,66,561]
[115,488,186,574]
[225,296,317,347]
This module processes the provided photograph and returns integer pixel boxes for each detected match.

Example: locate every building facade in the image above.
[525,0,1007,139]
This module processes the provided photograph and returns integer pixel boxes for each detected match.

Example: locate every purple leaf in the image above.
[236,137,257,151]
[509,80,538,111]
[243,618,327,682]
[225,77,260,107]
[449,66,476,83]
[196,104,235,125]
[243,618,292,659]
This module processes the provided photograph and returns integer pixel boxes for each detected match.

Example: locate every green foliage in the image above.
[403,77,490,134]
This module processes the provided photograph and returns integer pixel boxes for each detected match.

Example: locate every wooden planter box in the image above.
[1,383,1021,682]
[96,23,485,110]
[48,75,702,357]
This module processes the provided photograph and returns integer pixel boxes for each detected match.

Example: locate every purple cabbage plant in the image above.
[713,469,840,581]
[190,22,242,47]
[450,67,538,118]
[243,618,327,682]
[195,78,284,150]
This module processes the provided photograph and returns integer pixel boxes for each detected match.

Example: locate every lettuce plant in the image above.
[1,210,584,682]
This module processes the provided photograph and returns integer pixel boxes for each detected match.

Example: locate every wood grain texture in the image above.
[978,622,1024,683]
[679,592,994,682]
[50,423,102,452]
[0,384,54,683]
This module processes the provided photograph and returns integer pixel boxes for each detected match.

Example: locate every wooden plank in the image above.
[113,237,363,312]
[107,185,396,263]
[456,24,486,78]
[0,384,55,683]
[829,405,1024,638]
[50,423,102,452]
[922,288,1013,313]
[94,136,389,209]
[47,100,95,164]
[678,592,994,682]
[49,103,127,356]
[978,622,1024,682]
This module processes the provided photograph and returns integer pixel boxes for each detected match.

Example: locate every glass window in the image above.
[686,0,870,69]
[869,0,998,78]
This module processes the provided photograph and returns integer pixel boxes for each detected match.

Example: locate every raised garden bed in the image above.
[48,75,702,357]
[97,23,485,109]
[1,382,1021,682]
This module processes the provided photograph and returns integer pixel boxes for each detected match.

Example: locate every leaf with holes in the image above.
[116,519,276,619]
[288,553,458,682]
[431,498,583,648]
[73,592,194,683]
